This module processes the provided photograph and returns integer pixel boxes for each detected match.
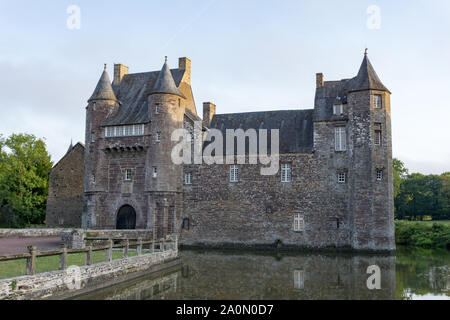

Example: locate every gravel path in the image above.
[0,237,61,255]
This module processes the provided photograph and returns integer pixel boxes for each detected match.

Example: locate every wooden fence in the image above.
[0,236,177,276]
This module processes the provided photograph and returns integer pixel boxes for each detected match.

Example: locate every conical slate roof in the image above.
[150,57,184,97]
[88,65,118,102]
[347,51,389,93]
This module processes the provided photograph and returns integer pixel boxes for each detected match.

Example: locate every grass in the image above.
[0,249,141,280]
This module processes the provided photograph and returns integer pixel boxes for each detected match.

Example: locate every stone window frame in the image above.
[293,213,305,232]
[155,104,161,114]
[281,163,292,183]
[293,270,305,289]
[374,123,382,146]
[374,94,383,109]
[124,169,132,181]
[156,132,161,143]
[376,169,383,181]
[338,172,346,183]
[152,167,158,178]
[229,165,239,183]
[334,126,347,152]
[184,172,192,185]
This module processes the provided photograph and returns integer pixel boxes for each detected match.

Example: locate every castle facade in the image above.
[51,52,395,251]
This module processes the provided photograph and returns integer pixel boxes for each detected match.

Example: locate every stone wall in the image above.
[46,143,84,228]
[0,228,68,238]
[180,153,352,250]
[0,248,179,300]
[61,229,154,249]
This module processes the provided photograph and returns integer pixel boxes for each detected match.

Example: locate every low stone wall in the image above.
[0,249,178,300]
[62,229,154,249]
[0,228,68,238]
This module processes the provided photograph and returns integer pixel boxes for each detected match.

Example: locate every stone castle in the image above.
[46,52,395,251]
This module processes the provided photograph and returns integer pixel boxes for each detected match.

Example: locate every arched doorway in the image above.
[116,205,136,229]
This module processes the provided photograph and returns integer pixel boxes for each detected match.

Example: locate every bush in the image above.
[395,220,450,249]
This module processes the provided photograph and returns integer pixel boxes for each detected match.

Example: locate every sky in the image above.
[0,0,449,174]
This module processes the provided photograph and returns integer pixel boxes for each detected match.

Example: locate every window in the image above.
[185,172,192,185]
[333,104,344,115]
[374,123,382,146]
[105,124,145,138]
[93,102,97,111]
[335,127,347,151]
[156,132,161,142]
[155,105,160,114]
[374,95,382,108]
[125,169,132,181]
[182,218,190,230]
[294,214,305,232]
[91,133,95,143]
[230,165,239,182]
[152,167,158,178]
[294,270,304,289]
[377,170,383,181]
[336,218,340,229]
[338,172,346,183]
[281,163,292,183]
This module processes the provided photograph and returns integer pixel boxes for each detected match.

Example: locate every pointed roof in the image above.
[150,57,184,97]
[66,139,73,154]
[347,50,390,93]
[88,64,118,102]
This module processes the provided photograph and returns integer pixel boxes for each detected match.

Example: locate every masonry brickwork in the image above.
[46,143,84,228]
[48,52,395,252]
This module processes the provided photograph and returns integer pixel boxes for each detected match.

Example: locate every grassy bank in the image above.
[0,250,140,280]
[395,220,450,249]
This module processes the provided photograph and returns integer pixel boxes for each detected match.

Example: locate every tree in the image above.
[393,158,408,197]
[0,133,53,227]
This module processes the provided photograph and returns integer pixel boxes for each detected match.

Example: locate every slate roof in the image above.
[206,110,314,154]
[102,68,185,126]
[88,67,118,102]
[314,53,389,122]
[150,57,184,98]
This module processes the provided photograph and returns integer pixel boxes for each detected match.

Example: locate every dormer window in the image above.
[374,95,382,109]
[333,104,344,115]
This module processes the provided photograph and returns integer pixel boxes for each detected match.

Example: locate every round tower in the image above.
[146,57,186,238]
[347,51,395,251]
[82,64,119,228]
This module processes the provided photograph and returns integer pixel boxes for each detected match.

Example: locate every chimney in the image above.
[113,64,129,86]
[316,73,324,88]
[203,102,216,127]
[178,57,191,85]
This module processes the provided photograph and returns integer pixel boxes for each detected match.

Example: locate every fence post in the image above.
[26,245,36,275]
[175,235,178,253]
[123,239,129,259]
[151,240,155,253]
[106,239,113,263]
[86,246,92,266]
[137,238,142,256]
[59,243,67,271]
[162,238,165,252]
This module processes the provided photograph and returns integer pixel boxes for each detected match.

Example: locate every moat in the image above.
[73,246,449,300]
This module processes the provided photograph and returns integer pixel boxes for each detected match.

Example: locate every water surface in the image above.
[75,246,450,300]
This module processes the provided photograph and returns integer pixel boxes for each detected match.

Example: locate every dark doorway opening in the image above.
[116,205,136,229]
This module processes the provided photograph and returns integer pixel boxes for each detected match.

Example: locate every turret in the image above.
[82,64,119,228]
[146,57,186,237]
[347,50,394,251]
